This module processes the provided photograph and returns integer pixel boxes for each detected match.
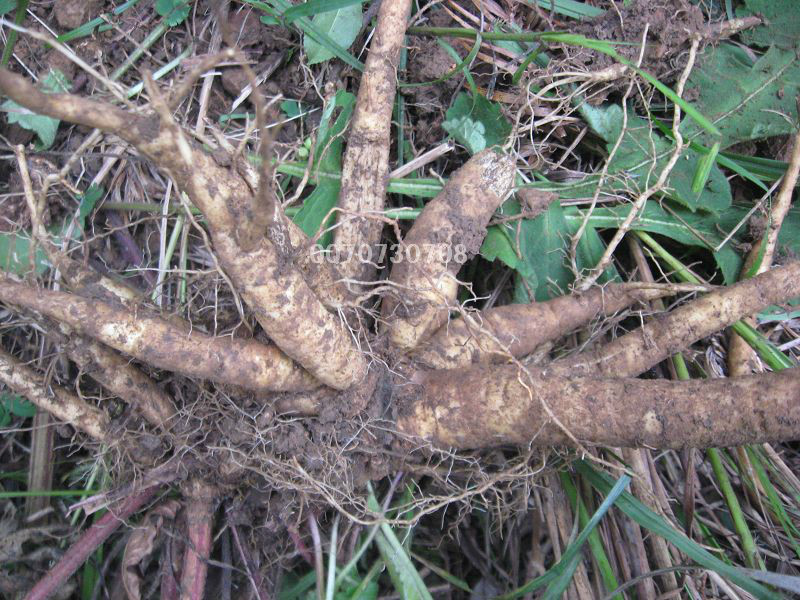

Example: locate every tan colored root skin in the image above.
[728,128,800,377]
[415,284,671,369]
[0,67,366,390]
[383,149,515,349]
[0,348,109,441]
[66,337,176,429]
[0,276,318,393]
[399,365,800,448]
[548,261,800,378]
[334,0,412,283]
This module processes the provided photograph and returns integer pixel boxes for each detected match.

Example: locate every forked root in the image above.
[414,283,673,369]
[0,66,366,390]
[0,276,319,393]
[0,347,109,442]
[549,260,800,378]
[383,149,515,349]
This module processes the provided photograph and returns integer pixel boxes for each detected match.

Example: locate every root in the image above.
[24,485,161,600]
[178,480,217,600]
[413,283,675,369]
[0,66,366,390]
[399,366,800,448]
[334,0,413,283]
[383,149,515,349]
[0,347,109,442]
[548,260,800,377]
[0,276,319,393]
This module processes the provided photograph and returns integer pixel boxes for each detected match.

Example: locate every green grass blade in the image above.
[367,487,432,600]
[746,447,800,560]
[399,35,481,89]
[560,473,622,599]
[527,0,604,19]
[56,0,141,42]
[707,448,763,570]
[692,141,721,194]
[497,473,630,599]
[538,32,722,136]
[576,461,781,600]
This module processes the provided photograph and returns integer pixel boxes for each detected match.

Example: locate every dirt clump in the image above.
[53,0,104,30]
[570,0,706,84]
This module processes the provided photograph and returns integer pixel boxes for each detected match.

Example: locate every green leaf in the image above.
[291,90,355,244]
[0,230,49,276]
[737,0,800,50]
[442,92,512,154]
[303,2,362,65]
[510,199,574,302]
[283,0,363,24]
[76,185,103,233]
[155,0,190,26]
[497,473,630,599]
[0,0,16,15]
[0,392,36,427]
[580,102,732,213]
[2,68,71,148]
[683,43,800,148]
[563,201,744,283]
[280,99,303,119]
[576,461,781,600]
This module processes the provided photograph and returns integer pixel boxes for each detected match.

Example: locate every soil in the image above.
[570,0,706,84]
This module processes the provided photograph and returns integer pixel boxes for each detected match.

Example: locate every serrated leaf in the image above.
[1,68,71,148]
[303,2,361,65]
[155,0,190,26]
[581,102,731,213]
[442,92,512,154]
[737,0,800,50]
[683,43,800,148]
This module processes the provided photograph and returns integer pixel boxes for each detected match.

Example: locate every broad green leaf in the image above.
[2,68,71,148]
[528,0,603,19]
[303,2,362,65]
[568,222,620,284]
[0,392,36,422]
[0,0,16,15]
[563,201,744,283]
[442,92,512,154]
[580,103,731,213]
[280,99,303,119]
[291,91,355,244]
[284,0,363,24]
[737,0,800,50]
[155,0,190,26]
[0,230,49,276]
[683,43,800,147]
[577,461,780,600]
[510,199,573,302]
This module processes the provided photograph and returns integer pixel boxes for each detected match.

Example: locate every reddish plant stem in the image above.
[25,485,160,600]
[179,481,217,600]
